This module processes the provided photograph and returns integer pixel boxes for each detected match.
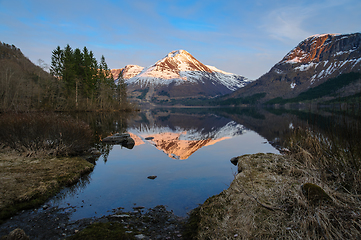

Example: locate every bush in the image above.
[0,113,93,156]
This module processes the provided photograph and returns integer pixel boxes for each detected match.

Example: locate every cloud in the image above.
[261,5,313,43]
[260,0,359,44]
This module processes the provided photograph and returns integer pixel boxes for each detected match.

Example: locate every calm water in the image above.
[48,108,282,220]
[50,106,358,221]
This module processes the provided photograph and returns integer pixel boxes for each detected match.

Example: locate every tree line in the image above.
[50,44,128,110]
[0,42,129,112]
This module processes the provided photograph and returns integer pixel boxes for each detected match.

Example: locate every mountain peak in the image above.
[306,33,341,40]
[167,49,188,58]
[123,49,249,102]
[281,33,361,64]
[147,49,213,75]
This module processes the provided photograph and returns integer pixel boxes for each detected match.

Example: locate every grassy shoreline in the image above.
[186,125,361,239]
[0,150,94,224]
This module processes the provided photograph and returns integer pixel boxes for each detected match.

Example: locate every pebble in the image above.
[111,214,130,218]
[135,234,146,239]
[0,205,185,240]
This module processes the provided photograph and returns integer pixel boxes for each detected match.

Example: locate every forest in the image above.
[0,42,130,112]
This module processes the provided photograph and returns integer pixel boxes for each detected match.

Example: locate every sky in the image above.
[1,0,360,80]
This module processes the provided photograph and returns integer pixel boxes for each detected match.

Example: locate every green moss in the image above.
[301,183,332,204]
[66,222,136,240]
[183,206,201,240]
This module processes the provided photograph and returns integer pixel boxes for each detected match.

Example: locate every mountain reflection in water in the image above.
[128,121,246,160]
[49,108,280,220]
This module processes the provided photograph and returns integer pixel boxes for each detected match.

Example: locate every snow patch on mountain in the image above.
[306,33,341,40]
[206,65,232,75]
[294,62,317,71]
[124,49,250,91]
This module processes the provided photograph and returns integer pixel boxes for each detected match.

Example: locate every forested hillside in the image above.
[0,42,129,112]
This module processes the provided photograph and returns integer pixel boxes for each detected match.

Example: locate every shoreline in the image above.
[0,150,94,224]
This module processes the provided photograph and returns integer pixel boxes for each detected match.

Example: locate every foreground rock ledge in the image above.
[195,153,361,239]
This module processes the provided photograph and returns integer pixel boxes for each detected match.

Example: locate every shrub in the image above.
[0,113,93,156]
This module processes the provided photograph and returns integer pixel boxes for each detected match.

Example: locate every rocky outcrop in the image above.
[195,153,360,239]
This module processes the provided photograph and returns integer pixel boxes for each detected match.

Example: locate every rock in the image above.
[89,148,101,156]
[195,153,300,239]
[145,137,154,140]
[114,132,130,137]
[279,148,291,154]
[111,214,130,218]
[102,132,135,149]
[301,183,332,204]
[133,206,145,210]
[134,234,146,239]
[230,156,240,166]
[3,228,30,240]
[147,175,157,180]
[125,137,135,149]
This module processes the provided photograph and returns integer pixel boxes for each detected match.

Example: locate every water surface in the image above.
[50,108,279,220]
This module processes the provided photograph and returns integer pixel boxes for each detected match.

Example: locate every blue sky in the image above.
[1,0,360,79]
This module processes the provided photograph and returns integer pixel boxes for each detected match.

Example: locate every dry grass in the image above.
[0,149,94,222]
[195,149,361,239]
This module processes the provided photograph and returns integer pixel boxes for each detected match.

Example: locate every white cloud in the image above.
[260,0,355,44]
[261,5,313,43]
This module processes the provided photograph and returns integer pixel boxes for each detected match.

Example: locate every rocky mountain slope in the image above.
[227,33,361,103]
[113,50,250,103]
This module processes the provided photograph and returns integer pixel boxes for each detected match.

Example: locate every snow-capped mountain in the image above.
[278,33,361,84]
[121,65,144,79]
[228,32,361,102]
[115,50,250,103]
[112,65,144,84]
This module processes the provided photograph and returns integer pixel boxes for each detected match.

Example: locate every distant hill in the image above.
[224,33,361,104]
[112,50,251,104]
[0,42,54,111]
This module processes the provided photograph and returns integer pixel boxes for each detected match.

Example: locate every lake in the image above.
[48,106,354,221]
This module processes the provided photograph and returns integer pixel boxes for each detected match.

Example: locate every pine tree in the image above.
[117,71,127,108]
[62,44,75,95]
[50,46,63,79]
[48,44,126,110]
